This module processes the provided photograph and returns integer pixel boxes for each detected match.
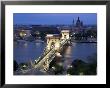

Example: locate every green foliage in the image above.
[54,63,64,75]
[19,62,28,70]
[14,60,19,71]
[67,67,74,75]
[67,53,97,75]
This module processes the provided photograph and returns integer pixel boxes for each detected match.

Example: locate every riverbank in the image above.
[71,40,97,43]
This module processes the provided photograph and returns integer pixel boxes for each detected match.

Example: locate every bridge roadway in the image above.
[34,48,56,69]
[34,39,70,70]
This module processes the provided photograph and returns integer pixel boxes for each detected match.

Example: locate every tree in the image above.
[71,59,88,75]
[14,60,19,71]
[54,63,64,75]
[19,63,28,70]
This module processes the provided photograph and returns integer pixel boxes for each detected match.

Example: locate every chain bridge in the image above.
[33,30,70,71]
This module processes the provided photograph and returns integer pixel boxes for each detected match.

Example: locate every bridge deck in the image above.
[34,39,70,70]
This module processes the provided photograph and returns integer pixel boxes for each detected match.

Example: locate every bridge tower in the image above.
[61,30,70,40]
[46,34,61,52]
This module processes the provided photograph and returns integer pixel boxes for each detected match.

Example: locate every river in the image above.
[14,40,97,64]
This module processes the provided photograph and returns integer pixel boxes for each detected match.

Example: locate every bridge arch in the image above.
[50,42,55,49]
[46,34,60,51]
[61,30,70,40]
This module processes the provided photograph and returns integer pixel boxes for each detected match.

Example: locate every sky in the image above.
[13,13,97,25]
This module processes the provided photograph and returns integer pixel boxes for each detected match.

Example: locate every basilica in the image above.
[72,17,84,34]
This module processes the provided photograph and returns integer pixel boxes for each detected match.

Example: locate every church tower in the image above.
[76,17,81,27]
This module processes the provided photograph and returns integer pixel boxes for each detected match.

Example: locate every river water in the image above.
[14,41,97,64]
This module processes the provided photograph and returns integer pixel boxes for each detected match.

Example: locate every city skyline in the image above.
[14,13,97,25]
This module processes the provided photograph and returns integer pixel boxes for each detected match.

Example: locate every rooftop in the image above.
[61,30,70,32]
[46,34,60,38]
